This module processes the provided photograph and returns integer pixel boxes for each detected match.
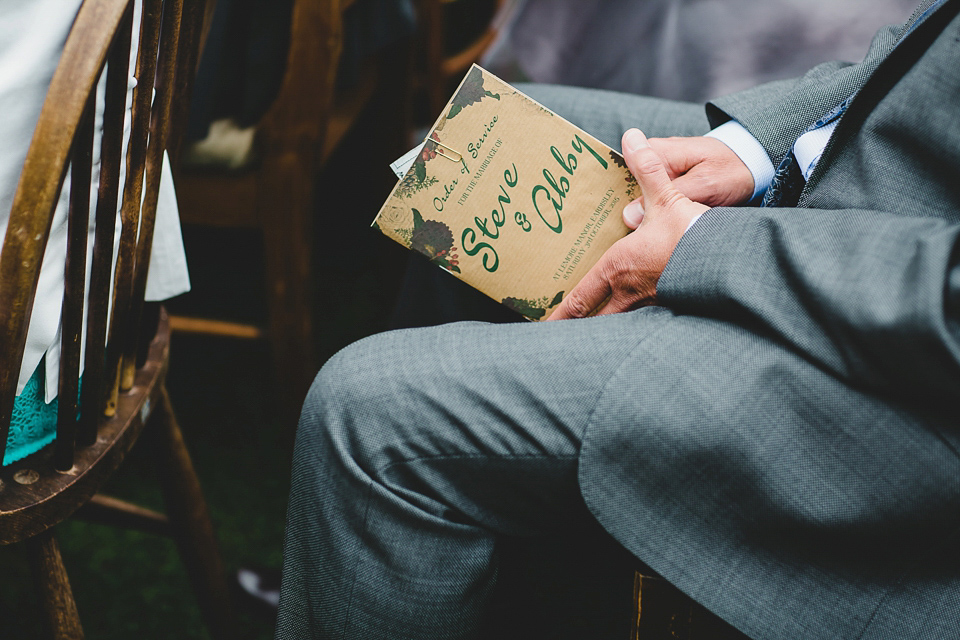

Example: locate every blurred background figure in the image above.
[483,0,917,102]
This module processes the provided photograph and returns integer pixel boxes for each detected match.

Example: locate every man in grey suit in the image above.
[275,0,960,638]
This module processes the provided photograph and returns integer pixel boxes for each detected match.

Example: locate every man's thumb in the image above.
[622,129,675,209]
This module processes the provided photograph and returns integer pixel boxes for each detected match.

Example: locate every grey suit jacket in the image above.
[579,1,960,638]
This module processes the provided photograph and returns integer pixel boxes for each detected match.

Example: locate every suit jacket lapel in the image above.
[802,0,960,200]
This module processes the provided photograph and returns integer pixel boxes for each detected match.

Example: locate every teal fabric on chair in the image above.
[4,361,57,466]
[2,360,81,466]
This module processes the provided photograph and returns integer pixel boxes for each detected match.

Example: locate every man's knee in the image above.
[296,330,419,474]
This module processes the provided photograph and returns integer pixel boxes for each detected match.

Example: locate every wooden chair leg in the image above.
[260,154,318,419]
[149,385,240,640]
[25,529,85,640]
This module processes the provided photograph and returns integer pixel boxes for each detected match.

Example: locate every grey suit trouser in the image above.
[275,87,710,640]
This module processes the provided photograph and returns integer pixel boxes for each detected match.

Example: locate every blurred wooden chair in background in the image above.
[0,0,237,637]
[172,0,514,413]
[417,0,512,120]
[172,0,374,412]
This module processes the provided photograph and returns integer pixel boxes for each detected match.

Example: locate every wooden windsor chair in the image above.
[0,0,237,638]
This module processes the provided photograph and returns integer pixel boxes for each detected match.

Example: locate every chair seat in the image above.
[0,310,170,546]
[631,571,751,639]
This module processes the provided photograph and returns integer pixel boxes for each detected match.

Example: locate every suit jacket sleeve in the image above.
[659,5,960,405]
[657,206,960,406]
[705,22,902,165]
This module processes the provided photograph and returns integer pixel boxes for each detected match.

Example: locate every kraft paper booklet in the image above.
[373,65,636,320]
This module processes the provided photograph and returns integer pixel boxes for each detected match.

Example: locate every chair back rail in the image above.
[0,313,170,545]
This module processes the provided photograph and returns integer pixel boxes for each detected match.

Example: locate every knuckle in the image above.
[605,257,638,288]
[633,149,662,175]
[564,295,592,318]
[687,170,715,193]
[606,255,629,278]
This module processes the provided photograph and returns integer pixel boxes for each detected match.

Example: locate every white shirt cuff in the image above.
[704,120,775,201]
[684,213,703,235]
[794,119,839,181]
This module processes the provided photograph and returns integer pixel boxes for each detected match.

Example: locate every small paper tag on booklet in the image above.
[373,65,637,320]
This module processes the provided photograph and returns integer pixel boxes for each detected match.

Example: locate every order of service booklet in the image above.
[373,65,637,320]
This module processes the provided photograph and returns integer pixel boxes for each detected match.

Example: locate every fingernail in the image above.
[623,128,648,153]
[623,201,645,228]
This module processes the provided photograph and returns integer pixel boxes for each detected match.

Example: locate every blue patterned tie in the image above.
[762,98,850,208]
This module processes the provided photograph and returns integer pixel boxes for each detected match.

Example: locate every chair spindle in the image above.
[123,0,184,384]
[105,0,163,413]
[55,96,96,471]
[79,2,135,446]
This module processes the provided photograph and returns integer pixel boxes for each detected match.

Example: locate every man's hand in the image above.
[548,129,709,320]
[646,135,754,209]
